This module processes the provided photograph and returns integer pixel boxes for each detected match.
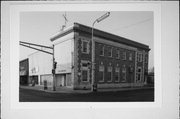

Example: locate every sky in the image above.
[20,11,154,69]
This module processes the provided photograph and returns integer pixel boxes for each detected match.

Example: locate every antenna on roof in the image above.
[61,12,68,31]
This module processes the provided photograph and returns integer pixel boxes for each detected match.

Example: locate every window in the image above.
[81,61,89,82]
[100,45,104,56]
[81,39,89,54]
[116,49,120,59]
[107,65,112,82]
[137,53,142,62]
[129,53,132,61]
[136,67,142,82]
[139,53,143,62]
[115,67,120,82]
[108,47,112,57]
[99,62,104,82]
[122,52,126,60]
[122,65,126,82]
[145,54,148,63]
[82,70,88,82]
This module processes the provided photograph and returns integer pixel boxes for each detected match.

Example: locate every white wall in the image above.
[54,39,72,65]
[28,32,74,76]
[28,51,52,76]
[53,32,74,73]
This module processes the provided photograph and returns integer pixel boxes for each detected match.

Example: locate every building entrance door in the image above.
[56,74,66,87]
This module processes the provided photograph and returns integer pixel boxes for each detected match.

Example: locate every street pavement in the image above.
[20,85,153,94]
[19,85,154,102]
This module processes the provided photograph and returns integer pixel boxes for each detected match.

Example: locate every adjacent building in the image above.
[19,58,29,85]
[25,22,150,90]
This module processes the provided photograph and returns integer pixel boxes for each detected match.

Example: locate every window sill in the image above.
[98,80,104,83]
[107,56,113,58]
[121,80,126,83]
[81,80,89,82]
[107,80,113,82]
[82,52,89,54]
[99,55,104,57]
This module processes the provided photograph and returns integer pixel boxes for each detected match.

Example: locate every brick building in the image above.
[24,23,150,90]
[49,22,150,90]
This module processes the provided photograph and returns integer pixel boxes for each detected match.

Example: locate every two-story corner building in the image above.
[49,22,150,90]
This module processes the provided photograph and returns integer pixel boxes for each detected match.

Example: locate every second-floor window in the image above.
[108,47,112,57]
[81,38,89,54]
[116,49,120,59]
[100,45,104,56]
[122,52,126,60]
[138,53,143,62]
[129,53,132,61]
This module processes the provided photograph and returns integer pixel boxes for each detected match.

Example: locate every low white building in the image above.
[28,31,73,87]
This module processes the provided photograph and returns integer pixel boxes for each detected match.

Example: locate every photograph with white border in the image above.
[1,1,179,119]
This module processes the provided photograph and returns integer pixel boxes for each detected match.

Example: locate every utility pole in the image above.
[52,45,56,91]
[20,41,56,91]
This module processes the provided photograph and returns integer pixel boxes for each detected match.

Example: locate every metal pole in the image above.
[91,21,96,92]
[52,45,56,91]
[91,12,110,92]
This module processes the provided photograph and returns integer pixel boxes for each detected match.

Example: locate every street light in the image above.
[91,12,110,92]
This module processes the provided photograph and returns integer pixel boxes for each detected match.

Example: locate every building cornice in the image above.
[50,22,150,51]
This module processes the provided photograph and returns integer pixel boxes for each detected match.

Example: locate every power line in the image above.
[111,18,153,32]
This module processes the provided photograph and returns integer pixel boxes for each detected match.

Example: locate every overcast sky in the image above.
[20,11,154,69]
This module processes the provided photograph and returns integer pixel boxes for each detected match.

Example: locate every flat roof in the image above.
[51,22,150,51]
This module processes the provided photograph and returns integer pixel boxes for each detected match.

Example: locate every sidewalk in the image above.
[20,85,154,94]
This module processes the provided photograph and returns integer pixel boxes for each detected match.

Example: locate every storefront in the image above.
[19,58,29,85]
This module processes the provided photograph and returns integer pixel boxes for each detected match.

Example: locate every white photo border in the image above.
[3,1,179,119]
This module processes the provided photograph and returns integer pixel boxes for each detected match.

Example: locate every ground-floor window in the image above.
[115,67,120,82]
[81,60,89,82]
[82,70,88,82]
[30,75,38,84]
[99,63,104,82]
[136,67,142,82]
[122,65,126,82]
[107,65,112,82]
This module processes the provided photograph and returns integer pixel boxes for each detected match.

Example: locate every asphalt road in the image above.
[19,88,154,102]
